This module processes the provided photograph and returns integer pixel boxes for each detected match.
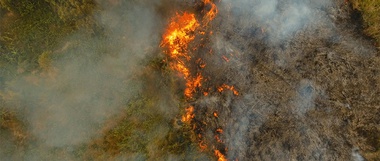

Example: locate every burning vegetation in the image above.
[160,1,232,159]
[0,0,379,160]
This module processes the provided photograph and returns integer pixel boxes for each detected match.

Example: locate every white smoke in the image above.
[0,0,165,159]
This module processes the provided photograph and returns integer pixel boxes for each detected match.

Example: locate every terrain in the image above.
[0,0,379,160]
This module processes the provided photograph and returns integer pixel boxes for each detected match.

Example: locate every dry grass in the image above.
[350,0,380,46]
[0,110,28,145]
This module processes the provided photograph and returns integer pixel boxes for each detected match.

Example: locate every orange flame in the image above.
[181,106,195,122]
[222,55,230,62]
[184,74,203,98]
[215,135,223,143]
[161,1,228,160]
[199,140,208,151]
[203,0,219,25]
[162,12,199,60]
[218,84,239,96]
[161,12,204,99]
[213,111,219,118]
[215,150,227,161]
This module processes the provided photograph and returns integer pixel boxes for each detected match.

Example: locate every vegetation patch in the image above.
[349,0,380,46]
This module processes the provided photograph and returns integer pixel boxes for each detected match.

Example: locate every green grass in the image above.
[82,95,204,160]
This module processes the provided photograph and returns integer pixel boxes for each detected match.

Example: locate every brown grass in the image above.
[350,0,380,46]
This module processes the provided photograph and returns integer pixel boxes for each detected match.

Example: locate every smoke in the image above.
[0,0,170,160]
[191,0,378,160]
[292,79,320,116]
[0,0,378,160]
[219,0,332,44]
[352,148,365,161]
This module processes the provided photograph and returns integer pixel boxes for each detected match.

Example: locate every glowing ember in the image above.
[222,55,230,62]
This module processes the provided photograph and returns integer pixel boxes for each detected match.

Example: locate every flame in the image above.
[218,84,239,96]
[199,140,208,151]
[181,106,195,122]
[222,55,230,62]
[184,74,203,98]
[161,12,201,98]
[161,1,229,160]
[175,62,190,78]
[215,150,227,161]
[203,0,219,25]
[215,135,223,143]
[162,12,199,60]
[213,111,219,118]
[161,12,205,100]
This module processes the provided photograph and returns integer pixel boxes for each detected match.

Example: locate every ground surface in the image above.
[0,0,379,160]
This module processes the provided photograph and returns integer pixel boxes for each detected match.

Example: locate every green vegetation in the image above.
[81,95,204,160]
[0,1,199,158]
[0,0,97,74]
[350,0,380,45]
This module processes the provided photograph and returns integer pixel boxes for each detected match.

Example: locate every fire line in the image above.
[161,1,232,160]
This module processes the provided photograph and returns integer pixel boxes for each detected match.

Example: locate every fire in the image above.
[161,1,230,160]
[175,62,190,78]
[181,106,195,122]
[218,84,239,95]
[161,12,205,100]
[215,150,227,161]
[215,135,223,143]
[184,74,203,98]
[213,111,219,118]
[216,128,223,133]
[199,140,208,151]
[222,55,230,62]
[203,0,219,25]
[162,12,199,60]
